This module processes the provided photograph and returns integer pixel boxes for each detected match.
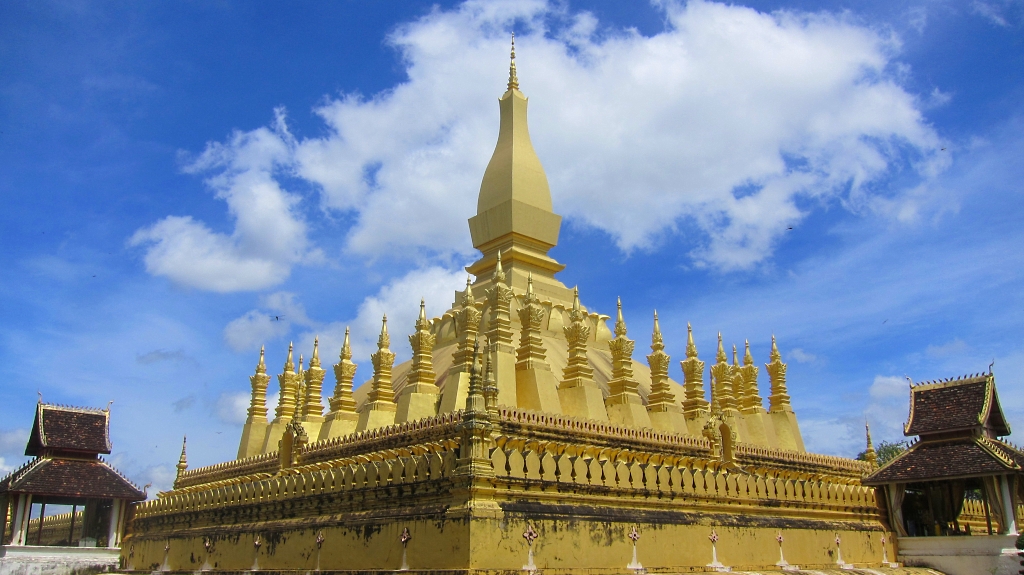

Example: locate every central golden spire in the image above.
[467,34,565,292]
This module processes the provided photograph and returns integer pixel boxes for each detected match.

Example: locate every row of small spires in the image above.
[33,399,112,414]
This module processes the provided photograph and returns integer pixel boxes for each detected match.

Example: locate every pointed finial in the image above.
[614,297,627,337]
[310,337,320,368]
[298,354,304,374]
[732,344,739,366]
[508,32,519,91]
[340,327,352,361]
[686,322,698,358]
[176,436,188,472]
[378,314,390,349]
[493,251,506,282]
[652,310,663,345]
[716,332,727,363]
[285,342,295,371]
[572,286,580,312]
[865,421,874,449]
[463,277,475,306]
[743,340,753,366]
[527,272,535,297]
[417,298,429,329]
[770,334,781,362]
[256,345,266,374]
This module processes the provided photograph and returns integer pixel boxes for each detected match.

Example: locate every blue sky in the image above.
[1,0,1022,494]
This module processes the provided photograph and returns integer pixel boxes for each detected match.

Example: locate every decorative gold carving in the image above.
[766,335,792,413]
[301,338,326,420]
[646,311,677,412]
[407,299,437,388]
[328,328,358,415]
[680,323,709,416]
[248,347,270,420]
[516,274,549,371]
[274,343,298,421]
[367,316,396,405]
[560,287,594,390]
[738,340,763,413]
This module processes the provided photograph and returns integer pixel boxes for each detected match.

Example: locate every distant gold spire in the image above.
[301,337,326,421]
[285,342,294,372]
[560,286,596,392]
[744,340,754,366]
[716,333,727,364]
[327,327,357,415]
[614,297,627,337]
[766,335,792,413]
[508,32,519,91]
[368,315,396,405]
[652,310,663,348]
[257,345,266,373]
[462,277,476,307]
[493,250,506,283]
[407,299,437,388]
[174,436,187,488]
[732,344,739,366]
[275,342,299,421]
[647,310,677,413]
[247,346,270,421]
[417,298,429,329]
[770,334,781,362]
[378,315,390,349]
[310,336,320,368]
[686,322,698,358]
[864,422,878,468]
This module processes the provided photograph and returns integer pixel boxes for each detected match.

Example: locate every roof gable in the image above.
[25,403,111,456]
[0,457,145,500]
[904,373,1008,437]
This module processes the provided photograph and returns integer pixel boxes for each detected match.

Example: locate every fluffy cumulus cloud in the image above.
[130,110,319,292]
[134,0,944,289]
[223,292,313,352]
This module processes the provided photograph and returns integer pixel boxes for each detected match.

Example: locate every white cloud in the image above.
[223,292,312,352]
[139,0,943,285]
[130,109,319,292]
[0,429,29,475]
[925,338,970,358]
[788,348,817,363]
[216,392,250,425]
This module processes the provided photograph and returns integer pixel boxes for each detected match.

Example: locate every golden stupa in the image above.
[122,39,914,574]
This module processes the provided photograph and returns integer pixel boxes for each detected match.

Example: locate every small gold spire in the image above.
[864,422,878,467]
[744,340,754,366]
[493,251,506,283]
[716,332,727,363]
[686,322,698,358]
[614,297,627,337]
[508,32,519,91]
[770,334,781,362]
[284,342,295,372]
[256,345,266,374]
[378,315,390,350]
[652,310,663,347]
[298,354,304,373]
[572,286,580,312]
[310,337,320,368]
[526,272,536,299]
[175,436,188,480]
[340,327,352,361]
[732,344,739,366]
[417,298,429,329]
[462,277,475,306]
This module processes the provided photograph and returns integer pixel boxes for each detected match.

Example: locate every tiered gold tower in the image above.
[122,39,913,574]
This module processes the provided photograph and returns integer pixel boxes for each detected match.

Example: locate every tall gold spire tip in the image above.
[508,32,519,91]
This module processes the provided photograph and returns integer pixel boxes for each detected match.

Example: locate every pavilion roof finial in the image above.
[508,32,519,91]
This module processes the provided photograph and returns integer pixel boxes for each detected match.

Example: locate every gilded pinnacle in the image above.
[614,297,627,337]
[652,310,663,348]
[686,322,698,358]
[526,272,536,300]
[177,436,188,471]
[716,332,727,363]
[256,345,266,374]
[732,345,738,366]
[508,33,519,91]
[417,298,429,329]
[744,340,753,366]
[493,251,506,282]
[298,354,304,374]
[340,327,352,361]
[285,342,295,372]
[378,315,391,350]
[572,286,580,311]
[770,334,781,362]
[311,337,320,368]
[463,277,475,306]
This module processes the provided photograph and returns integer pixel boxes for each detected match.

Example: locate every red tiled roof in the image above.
[904,374,1009,437]
[863,437,1022,485]
[0,457,145,500]
[25,404,111,456]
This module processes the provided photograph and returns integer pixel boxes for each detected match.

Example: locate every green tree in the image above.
[856,440,908,465]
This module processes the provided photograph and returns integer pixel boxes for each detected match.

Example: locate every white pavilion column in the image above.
[10,494,31,546]
[999,475,1018,535]
[106,500,122,548]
